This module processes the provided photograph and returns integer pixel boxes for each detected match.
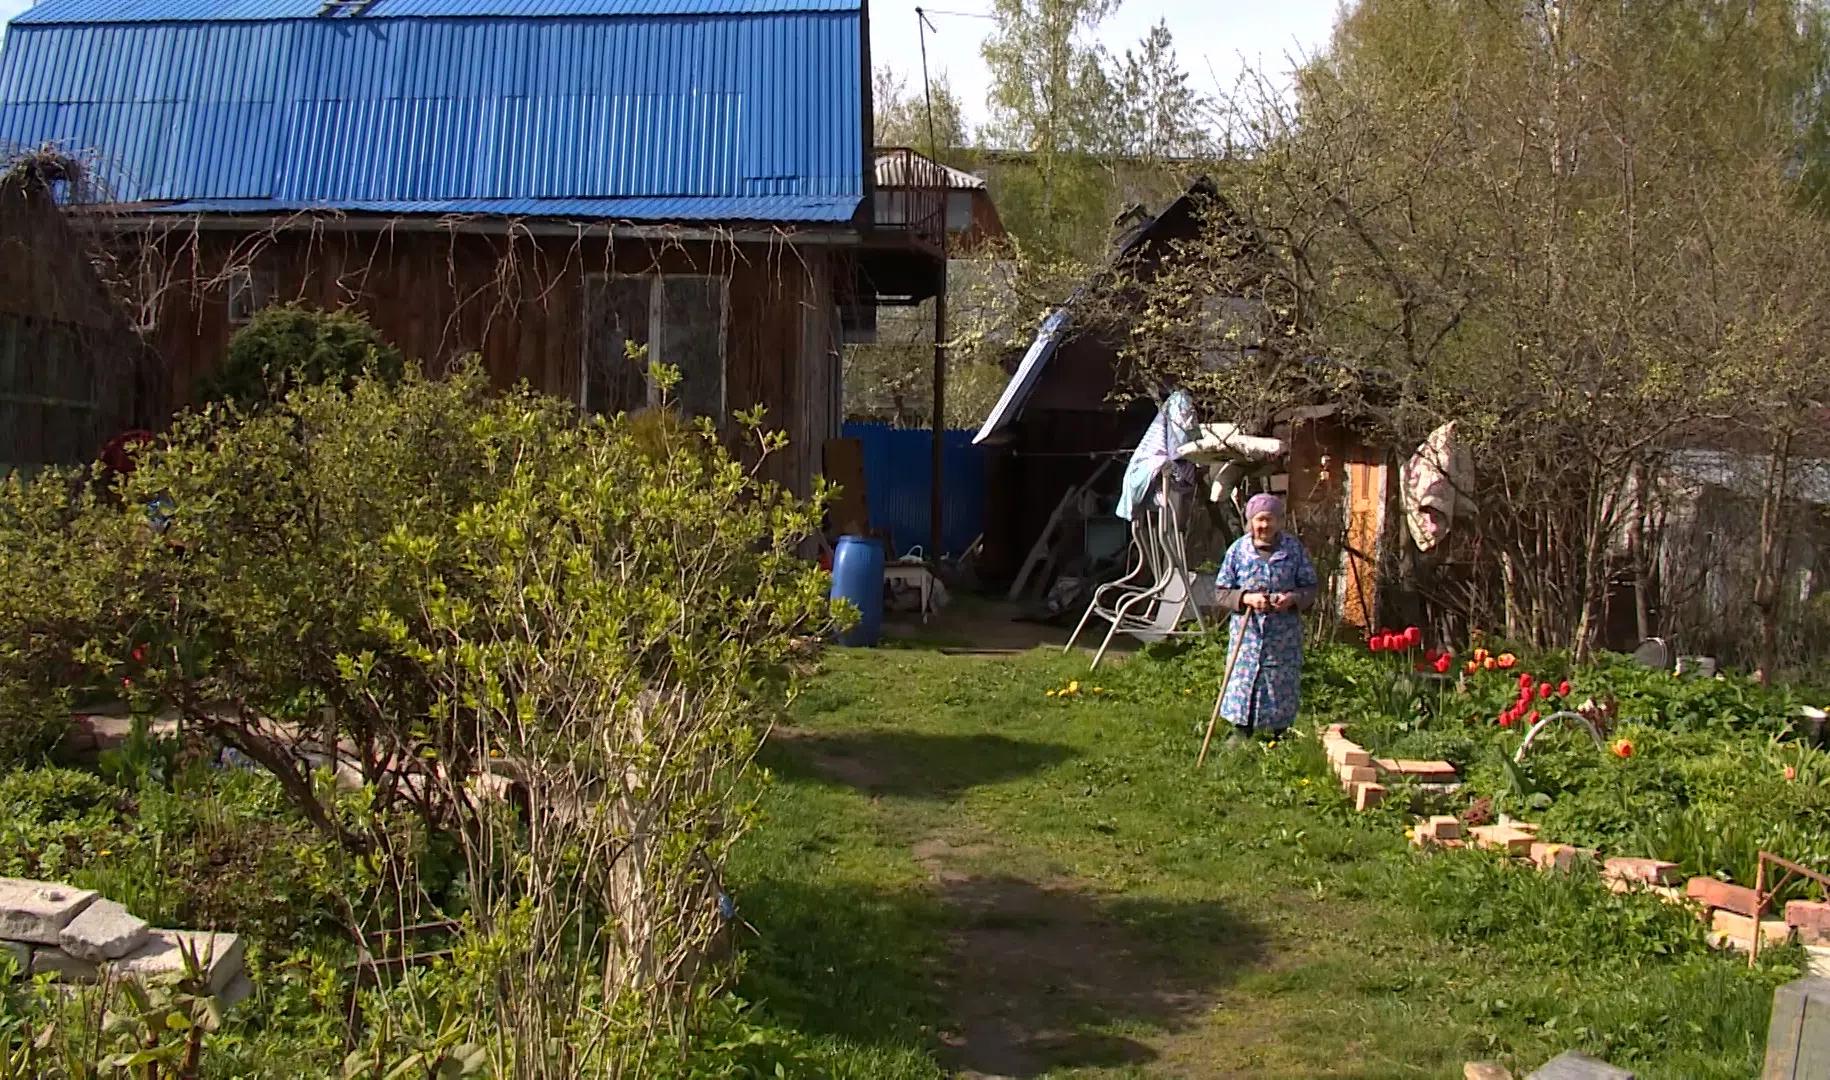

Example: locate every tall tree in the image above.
[1105,0,1830,659]
[873,66,970,159]
[980,0,1121,254]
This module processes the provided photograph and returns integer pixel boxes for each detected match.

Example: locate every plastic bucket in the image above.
[830,535,886,647]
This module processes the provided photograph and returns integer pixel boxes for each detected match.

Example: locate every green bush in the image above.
[0,360,837,1068]
[198,303,404,410]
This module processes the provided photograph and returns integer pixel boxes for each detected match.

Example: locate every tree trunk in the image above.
[1753,430,1793,673]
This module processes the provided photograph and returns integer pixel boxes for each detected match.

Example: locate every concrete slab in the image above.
[0,879,98,945]
[59,898,151,962]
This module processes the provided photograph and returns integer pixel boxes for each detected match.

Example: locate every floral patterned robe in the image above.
[1215,532,1319,733]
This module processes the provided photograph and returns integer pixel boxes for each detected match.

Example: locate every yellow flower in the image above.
[1046,689,1057,697]
[1067,680,1080,694]
[98,849,111,857]
[1403,828,1415,839]
[1092,687,1103,694]
[1183,689,1193,695]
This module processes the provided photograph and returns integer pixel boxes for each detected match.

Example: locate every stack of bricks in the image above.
[0,878,248,1004]
[1413,815,1464,849]
[1684,876,1791,952]
[1323,725,1386,811]
[1600,857,1683,900]
[1783,900,1830,977]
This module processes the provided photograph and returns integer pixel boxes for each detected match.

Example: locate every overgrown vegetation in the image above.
[0,316,838,1075]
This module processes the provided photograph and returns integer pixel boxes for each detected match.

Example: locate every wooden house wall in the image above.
[139,225,841,495]
[0,194,147,469]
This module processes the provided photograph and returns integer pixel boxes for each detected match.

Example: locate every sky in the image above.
[0,0,1343,118]
[870,0,1343,133]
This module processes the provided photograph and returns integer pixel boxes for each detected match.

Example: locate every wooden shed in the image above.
[0,0,945,494]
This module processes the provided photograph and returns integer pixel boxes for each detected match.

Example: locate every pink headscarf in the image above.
[1245,493,1286,521]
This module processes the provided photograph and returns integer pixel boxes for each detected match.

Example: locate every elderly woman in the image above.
[1214,494,1320,741]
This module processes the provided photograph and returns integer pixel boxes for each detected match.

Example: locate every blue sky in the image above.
[0,0,1342,127]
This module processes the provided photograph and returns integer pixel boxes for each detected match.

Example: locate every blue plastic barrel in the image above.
[830,535,886,647]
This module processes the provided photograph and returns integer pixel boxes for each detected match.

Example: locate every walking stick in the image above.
[1197,610,1260,767]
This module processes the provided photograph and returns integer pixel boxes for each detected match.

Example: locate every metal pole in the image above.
[917,8,946,561]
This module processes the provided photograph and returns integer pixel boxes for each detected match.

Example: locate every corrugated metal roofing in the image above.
[874,151,986,190]
[15,0,858,25]
[0,6,865,223]
[134,195,862,220]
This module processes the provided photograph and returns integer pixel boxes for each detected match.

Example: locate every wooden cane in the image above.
[1197,610,1259,767]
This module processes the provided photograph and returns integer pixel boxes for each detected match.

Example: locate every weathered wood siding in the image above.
[140,226,842,494]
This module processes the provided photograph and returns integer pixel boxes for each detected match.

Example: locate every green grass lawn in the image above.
[726,644,1800,1079]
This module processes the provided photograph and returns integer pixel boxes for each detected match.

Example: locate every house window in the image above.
[582,274,728,422]
[227,267,274,326]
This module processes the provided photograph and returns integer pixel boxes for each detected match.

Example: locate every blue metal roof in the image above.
[15,0,856,25]
[0,3,866,223]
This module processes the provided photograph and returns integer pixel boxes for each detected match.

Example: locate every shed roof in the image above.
[0,0,866,224]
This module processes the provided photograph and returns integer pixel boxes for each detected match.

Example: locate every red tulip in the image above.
[131,645,146,663]
[1519,673,1533,689]
[1405,626,1422,647]
[1539,683,1554,700]
[1527,709,1540,726]
[1424,648,1440,664]
[1558,680,1571,697]
[1499,714,1515,728]
[1415,661,1428,673]
[1434,654,1453,674]
[121,677,132,689]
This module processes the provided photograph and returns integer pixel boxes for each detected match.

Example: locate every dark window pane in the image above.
[582,277,650,417]
[657,277,725,423]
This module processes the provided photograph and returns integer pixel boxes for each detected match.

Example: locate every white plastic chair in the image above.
[1065,495,1207,668]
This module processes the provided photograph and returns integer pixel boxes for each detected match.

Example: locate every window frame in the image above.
[580,272,729,422]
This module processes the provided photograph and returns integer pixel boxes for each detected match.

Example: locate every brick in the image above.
[0,879,98,945]
[1427,815,1462,840]
[1468,825,1535,853]
[115,930,244,994]
[1602,857,1681,887]
[58,898,151,962]
[1686,877,1761,917]
[1497,816,1540,834]
[1806,945,1830,980]
[1786,900,1830,945]
[1711,909,1792,948]
[1325,723,1348,737]
[1339,764,1378,784]
[1329,743,1372,768]
[1355,783,1386,811]
[1465,1065,1513,1080]
[1395,759,1460,780]
[1530,842,1596,872]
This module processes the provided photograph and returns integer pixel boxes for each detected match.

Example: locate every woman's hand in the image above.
[1242,592,1272,613]
[1270,593,1297,613]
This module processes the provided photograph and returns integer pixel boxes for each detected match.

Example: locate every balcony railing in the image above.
[871,147,948,249]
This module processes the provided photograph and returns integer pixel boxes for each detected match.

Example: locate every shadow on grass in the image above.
[732,873,1269,1079]
[761,730,1077,801]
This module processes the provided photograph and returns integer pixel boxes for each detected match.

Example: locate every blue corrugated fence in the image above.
[841,422,984,559]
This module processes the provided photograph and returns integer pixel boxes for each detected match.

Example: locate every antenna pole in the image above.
[917,7,948,561]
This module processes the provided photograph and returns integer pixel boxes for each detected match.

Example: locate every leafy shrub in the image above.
[0,361,836,1068]
[198,303,403,410]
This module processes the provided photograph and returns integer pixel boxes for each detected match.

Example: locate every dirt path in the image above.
[912,834,1231,1078]
[783,729,1266,1078]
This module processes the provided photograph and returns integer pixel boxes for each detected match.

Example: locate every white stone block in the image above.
[0,879,97,945]
[115,930,244,994]
[59,899,151,962]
